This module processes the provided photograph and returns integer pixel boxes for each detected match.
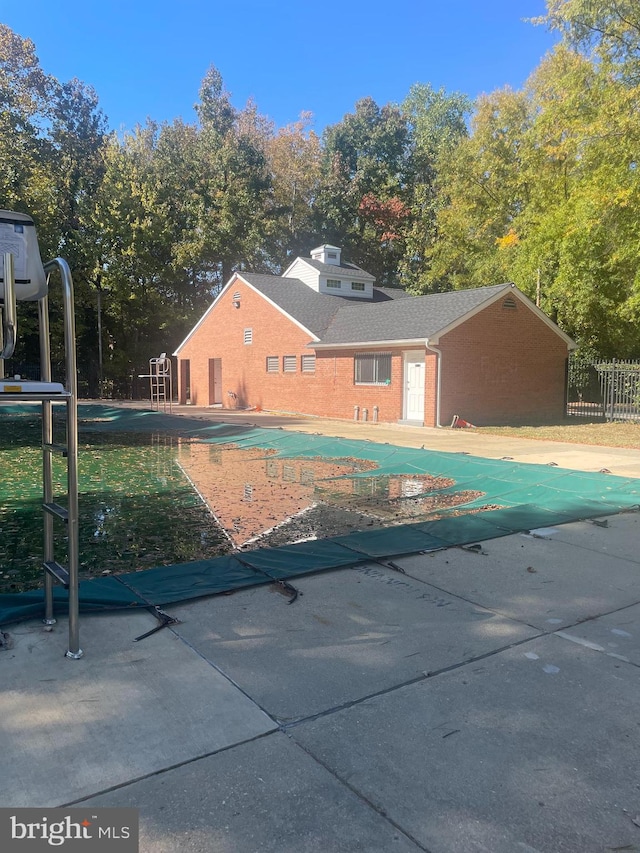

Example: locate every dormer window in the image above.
[351,282,365,292]
[326,279,341,289]
[327,252,337,259]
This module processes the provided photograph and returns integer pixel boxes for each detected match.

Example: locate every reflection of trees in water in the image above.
[0,421,230,593]
[1,419,496,593]
[179,444,489,548]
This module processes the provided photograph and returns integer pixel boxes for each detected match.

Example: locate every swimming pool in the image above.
[0,409,497,593]
[2,404,639,604]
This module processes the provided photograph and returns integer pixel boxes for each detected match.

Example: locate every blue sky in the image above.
[1,0,558,134]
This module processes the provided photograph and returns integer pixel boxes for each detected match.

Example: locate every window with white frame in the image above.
[301,354,316,373]
[243,328,253,345]
[354,352,392,385]
[283,355,297,372]
[326,279,341,289]
[266,356,279,373]
[351,281,365,291]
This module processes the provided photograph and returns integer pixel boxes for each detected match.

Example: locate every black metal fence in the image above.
[0,360,41,381]
[567,357,640,422]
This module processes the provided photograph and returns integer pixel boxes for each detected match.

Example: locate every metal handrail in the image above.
[43,258,81,659]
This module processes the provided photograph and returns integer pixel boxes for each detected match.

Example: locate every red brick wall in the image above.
[424,351,438,427]
[176,280,413,422]
[437,296,569,426]
[314,348,408,422]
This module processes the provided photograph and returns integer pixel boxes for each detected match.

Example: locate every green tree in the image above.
[0,25,56,224]
[195,65,235,134]
[0,26,110,388]
[193,67,273,281]
[537,0,640,80]
[429,39,640,356]
[428,86,533,290]
[91,124,172,394]
[511,45,640,354]
[314,97,410,283]
[399,83,470,292]
[264,112,322,267]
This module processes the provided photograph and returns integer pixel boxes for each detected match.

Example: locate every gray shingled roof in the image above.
[373,286,411,301]
[240,274,350,336]
[240,273,408,337]
[302,258,375,280]
[317,284,513,345]
[240,274,514,344]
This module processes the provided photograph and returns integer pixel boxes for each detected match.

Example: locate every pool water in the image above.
[0,418,230,593]
[0,414,491,594]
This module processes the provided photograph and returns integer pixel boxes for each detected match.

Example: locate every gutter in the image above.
[310,338,427,350]
[425,340,442,428]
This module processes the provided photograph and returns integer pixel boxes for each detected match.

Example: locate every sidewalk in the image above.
[1,404,639,852]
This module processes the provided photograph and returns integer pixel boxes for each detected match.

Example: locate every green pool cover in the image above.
[1,406,639,626]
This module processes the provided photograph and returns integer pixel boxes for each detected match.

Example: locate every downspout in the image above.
[425,340,442,428]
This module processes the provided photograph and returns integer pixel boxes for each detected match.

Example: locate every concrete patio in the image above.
[1,414,640,852]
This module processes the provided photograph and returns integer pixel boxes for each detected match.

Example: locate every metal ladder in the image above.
[139,353,173,413]
[1,247,82,659]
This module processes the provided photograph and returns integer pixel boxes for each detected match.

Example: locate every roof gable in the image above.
[314,284,511,347]
[239,273,347,337]
[172,272,354,356]
[313,284,575,349]
[174,276,575,358]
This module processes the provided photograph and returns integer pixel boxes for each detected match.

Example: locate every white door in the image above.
[404,352,425,422]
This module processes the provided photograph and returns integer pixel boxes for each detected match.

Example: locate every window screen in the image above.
[354,352,392,384]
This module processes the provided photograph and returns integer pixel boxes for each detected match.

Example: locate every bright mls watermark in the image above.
[0,809,138,851]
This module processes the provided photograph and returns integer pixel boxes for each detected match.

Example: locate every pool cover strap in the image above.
[1,502,637,627]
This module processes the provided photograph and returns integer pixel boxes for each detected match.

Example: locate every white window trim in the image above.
[244,328,253,345]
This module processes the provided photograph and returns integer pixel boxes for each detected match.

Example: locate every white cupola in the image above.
[310,244,342,266]
[282,243,375,299]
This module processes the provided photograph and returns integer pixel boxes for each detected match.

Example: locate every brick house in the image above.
[174,245,575,426]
